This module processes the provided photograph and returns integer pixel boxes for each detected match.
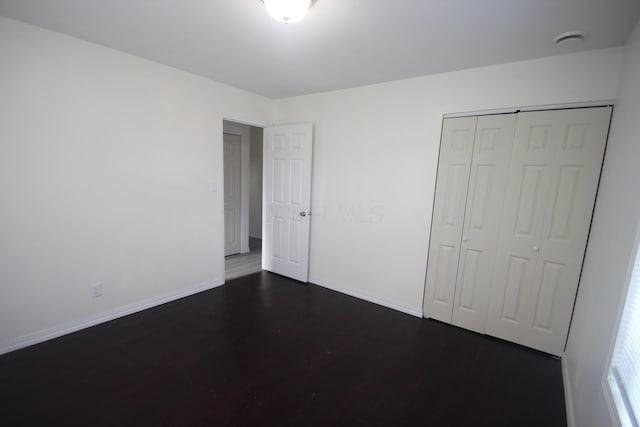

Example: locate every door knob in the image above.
[299,211,310,217]
[462,236,468,242]
[533,246,540,252]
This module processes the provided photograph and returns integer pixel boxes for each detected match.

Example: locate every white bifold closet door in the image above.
[423,113,516,331]
[424,107,611,356]
[486,107,611,355]
[423,116,476,322]
[452,114,516,333]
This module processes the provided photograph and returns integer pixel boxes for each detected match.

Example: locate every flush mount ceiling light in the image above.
[554,30,586,46]
[262,0,314,24]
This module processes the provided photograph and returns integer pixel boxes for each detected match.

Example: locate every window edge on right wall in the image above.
[603,218,640,427]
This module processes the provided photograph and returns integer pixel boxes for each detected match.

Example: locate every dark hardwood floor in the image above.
[0,272,566,426]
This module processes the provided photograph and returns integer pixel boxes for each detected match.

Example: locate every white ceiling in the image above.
[1,0,639,99]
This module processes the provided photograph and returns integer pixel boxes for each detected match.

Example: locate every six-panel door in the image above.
[263,124,313,283]
[423,116,476,322]
[486,107,611,355]
[451,114,516,333]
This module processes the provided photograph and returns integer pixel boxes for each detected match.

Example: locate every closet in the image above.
[423,106,612,356]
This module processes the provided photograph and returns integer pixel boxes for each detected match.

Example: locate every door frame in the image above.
[220,117,266,282]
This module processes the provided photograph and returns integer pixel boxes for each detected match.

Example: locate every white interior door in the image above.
[486,107,612,355]
[263,124,313,282]
[423,116,476,322]
[224,133,241,256]
[451,114,516,333]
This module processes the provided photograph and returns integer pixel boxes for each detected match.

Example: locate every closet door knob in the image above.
[533,246,540,252]
[462,236,468,242]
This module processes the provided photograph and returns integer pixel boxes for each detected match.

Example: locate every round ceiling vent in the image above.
[554,31,586,46]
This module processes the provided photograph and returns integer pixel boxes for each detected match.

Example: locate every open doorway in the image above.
[223,120,263,280]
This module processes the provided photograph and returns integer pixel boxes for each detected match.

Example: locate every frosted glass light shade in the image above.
[263,0,312,24]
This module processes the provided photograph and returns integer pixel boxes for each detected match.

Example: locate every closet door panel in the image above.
[452,114,516,333]
[423,116,476,322]
[487,107,611,355]
[486,113,556,343]
[524,107,612,354]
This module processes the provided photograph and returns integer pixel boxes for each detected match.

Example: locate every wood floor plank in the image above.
[0,272,567,426]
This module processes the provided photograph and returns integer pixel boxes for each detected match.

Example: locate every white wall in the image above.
[272,48,623,316]
[0,17,271,353]
[0,18,633,405]
[564,21,640,427]
[249,126,263,239]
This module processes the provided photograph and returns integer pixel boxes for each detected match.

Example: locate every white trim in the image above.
[562,355,576,427]
[606,374,632,427]
[601,217,640,427]
[443,100,616,118]
[605,386,624,427]
[309,276,423,318]
[261,129,268,269]
[217,120,226,289]
[444,107,518,118]
[248,126,264,240]
[222,117,268,129]
[0,279,224,356]
[241,133,250,253]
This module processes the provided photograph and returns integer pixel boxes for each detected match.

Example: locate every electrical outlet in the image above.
[90,283,102,298]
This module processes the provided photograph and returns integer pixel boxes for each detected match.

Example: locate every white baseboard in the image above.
[0,279,224,356]
[309,276,423,318]
[562,355,576,427]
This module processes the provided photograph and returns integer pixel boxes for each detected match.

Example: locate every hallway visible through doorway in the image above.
[223,120,263,281]
[225,237,262,280]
